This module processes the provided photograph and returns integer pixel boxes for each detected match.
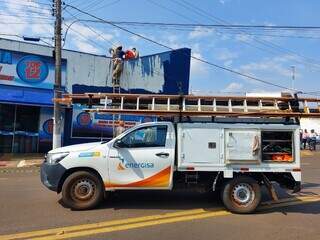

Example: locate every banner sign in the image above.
[0,49,67,89]
[38,108,53,152]
[71,105,156,139]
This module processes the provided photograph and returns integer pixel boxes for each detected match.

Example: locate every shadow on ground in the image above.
[57,183,320,216]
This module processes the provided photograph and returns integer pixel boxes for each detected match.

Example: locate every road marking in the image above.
[0,208,218,240]
[302,163,310,166]
[1,195,320,240]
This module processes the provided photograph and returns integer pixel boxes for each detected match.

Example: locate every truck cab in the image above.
[41,121,301,213]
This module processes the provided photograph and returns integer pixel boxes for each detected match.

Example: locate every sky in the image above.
[0,0,320,96]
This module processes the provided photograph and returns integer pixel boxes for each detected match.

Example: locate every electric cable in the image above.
[65,3,301,92]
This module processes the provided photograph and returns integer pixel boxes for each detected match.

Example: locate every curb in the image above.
[0,160,42,169]
[0,167,40,174]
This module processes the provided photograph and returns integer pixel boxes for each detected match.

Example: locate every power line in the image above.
[0,0,52,10]
[0,12,54,20]
[174,0,320,70]
[29,0,52,6]
[63,9,195,88]
[65,4,299,92]
[66,20,320,31]
[147,0,320,71]
[68,19,320,39]
[62,21,107,50]
[0,21,53,25]
[0,34,53,46]
[64,8,116,48]
[85,0,121,13]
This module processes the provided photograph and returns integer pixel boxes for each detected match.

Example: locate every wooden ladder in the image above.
[55,93,320,118]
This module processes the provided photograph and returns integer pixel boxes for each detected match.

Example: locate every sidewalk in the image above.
[0,154,44,169]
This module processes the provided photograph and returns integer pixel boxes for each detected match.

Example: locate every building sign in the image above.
[71,105,155,139]
[0,49,66,89]
[38,108,53,152]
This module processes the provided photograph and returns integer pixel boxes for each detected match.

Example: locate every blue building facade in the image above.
[0,38,191,153]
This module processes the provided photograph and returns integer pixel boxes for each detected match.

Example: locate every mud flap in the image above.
[292,181,301,193]
[262,173,279,202]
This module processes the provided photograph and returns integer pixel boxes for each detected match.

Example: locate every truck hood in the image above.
[48,142,104,154]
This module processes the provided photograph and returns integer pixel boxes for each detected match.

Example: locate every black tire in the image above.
[221,176,261,214]
[61,171,104,210]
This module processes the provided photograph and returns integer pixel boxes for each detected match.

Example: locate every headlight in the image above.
[46,152,69,165]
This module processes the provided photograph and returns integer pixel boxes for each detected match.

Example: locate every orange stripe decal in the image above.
[105,166,171,188]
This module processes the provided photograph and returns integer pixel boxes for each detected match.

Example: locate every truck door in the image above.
[106,123,174,189]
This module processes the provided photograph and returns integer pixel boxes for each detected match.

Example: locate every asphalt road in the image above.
[0,151,320,240]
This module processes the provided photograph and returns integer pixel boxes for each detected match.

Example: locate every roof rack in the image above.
[54,93,320,118]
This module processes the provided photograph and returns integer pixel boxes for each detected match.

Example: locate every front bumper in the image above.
[40,162,66,192]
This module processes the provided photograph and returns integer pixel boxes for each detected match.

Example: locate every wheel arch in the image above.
[57,167,104,193]
[214,172,263,191]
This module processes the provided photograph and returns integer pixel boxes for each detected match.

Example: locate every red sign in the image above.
[25,61,42,79]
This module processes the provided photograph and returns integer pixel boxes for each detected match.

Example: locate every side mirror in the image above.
[114,139,125,148]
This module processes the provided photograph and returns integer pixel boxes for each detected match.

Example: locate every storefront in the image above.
[0,104,51,153]
[0,38,191,153]
[0,42,67,154]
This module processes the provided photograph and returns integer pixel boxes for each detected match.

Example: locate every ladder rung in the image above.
[120,97,124,110]
[136,97,140,110]
[152,97,155,110]
[244,100,248,112]
[197,98,201,111]
[213,98,217,112]
[228,99,232,112]
[104,96,108,109]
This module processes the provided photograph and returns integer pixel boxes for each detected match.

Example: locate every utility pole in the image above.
[291,65,295,91]
[53,0,62,149]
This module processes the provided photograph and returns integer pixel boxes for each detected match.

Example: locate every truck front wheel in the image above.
[221,176,261,214]
[61,171,104,210]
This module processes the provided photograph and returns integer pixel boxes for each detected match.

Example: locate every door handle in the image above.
[155,152,169,158]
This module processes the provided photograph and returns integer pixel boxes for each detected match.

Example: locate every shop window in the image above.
[15,105,40,132]
[0,104,15,153]
[13,105,40,153]
[0,104,15,131]
[0,134,13,153]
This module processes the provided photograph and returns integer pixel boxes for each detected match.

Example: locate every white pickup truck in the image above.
[41,121,301,213]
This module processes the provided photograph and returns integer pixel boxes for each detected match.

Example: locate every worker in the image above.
[115,120,126,136]
[132,48,139,58]
[125,49,135,59]
[125,48,139,60]
[110,45,125,86]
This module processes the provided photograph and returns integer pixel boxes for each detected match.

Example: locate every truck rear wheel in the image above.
[62,171,104,210]
[221,176,261,214]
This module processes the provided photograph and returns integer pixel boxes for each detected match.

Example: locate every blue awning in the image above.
[0,84,54,106]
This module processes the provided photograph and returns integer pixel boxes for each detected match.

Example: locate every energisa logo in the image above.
[117,158,154,171]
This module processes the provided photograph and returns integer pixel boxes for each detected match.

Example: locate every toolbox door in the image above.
[225,129,261,164]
